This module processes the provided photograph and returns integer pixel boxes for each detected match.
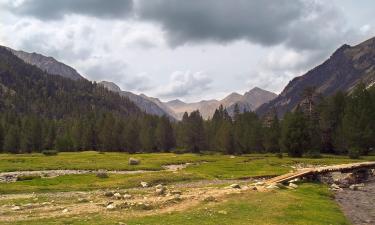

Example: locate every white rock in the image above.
[123,194,132,199]
[62,208,69,213]
[289,183,298,188]
[140,181,149,188]
[12,206,21,211]
[106,204,116,210]
[113,193,122,199]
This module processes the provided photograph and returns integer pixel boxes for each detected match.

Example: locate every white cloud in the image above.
[155,71,212,99]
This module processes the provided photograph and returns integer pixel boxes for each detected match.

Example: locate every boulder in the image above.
[96,170,109,178]
[62,208,69,213]
[289,183,298,189]
[129,158,140,165]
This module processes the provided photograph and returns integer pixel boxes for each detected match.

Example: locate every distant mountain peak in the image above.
[165,87,276,119]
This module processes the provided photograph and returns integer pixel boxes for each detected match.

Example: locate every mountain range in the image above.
[4,35,375,120]
[165,88,277,119]
[5,46,277,120]
[257,37,375,117]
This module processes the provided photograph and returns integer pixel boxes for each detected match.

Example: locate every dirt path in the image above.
[335,177,375,225]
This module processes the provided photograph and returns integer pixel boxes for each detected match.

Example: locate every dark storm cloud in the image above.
[136,0,303,47]
[8,0,134,20]
[7,0,349,51]
[136,0,349,50]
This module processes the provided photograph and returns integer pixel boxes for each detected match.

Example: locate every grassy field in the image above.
[1,151,373,224]
[1,151,374,194]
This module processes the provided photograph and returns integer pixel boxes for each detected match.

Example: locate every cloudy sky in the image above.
[1,0,374,102]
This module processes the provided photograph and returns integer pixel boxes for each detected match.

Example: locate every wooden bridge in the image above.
[266,161,375,185]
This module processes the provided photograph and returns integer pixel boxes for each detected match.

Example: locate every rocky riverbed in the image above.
[335,176,375,225]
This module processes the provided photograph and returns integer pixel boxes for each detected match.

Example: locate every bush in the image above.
[42,150,59,156]
[17,175,41,181]
[348,147,361,159]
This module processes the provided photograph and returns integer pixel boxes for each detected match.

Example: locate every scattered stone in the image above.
[11,206,21,211]
[78,198,89,203]
[229,155,236,159]
[123,194,132,199]
[289,183,298,189]
[330,183,343,191]
[106,203,116,210]
[140,181,149,188]
[129,158,140,165]
[229,183,241,189]
[113,193,122,199]
[155,184,166,195]
[62,208,69,213]
[104,191,114,197]
[118,222,127,225]
[349,183,365,191]
[135,202,152,210]
[252,186,258,191]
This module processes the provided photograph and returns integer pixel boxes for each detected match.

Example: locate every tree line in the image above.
[0,83,374,157]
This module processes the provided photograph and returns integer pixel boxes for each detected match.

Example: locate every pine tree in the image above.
[281,109,310,157]
[3,126,20,153]
[184,111,205,153]
[264,114,281,153]
[0,123,3,152]
[342,83,374,154]
[156,116,175,152]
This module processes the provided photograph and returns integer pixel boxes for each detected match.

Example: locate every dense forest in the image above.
[0,84,374,158]
[0,46,374,157]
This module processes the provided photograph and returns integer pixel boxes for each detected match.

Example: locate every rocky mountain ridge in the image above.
[257,37,375,117]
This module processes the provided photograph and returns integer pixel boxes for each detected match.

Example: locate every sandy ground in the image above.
[335,177,375,225]
[0,178,263,223]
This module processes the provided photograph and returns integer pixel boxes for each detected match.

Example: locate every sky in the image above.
[0,0,374,102]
